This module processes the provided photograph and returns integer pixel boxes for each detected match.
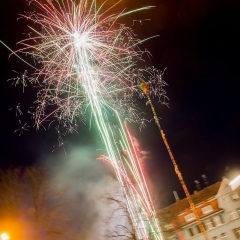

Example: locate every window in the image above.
[195,225,201,234]
[212,237,219,240]
[168,235,179,240]
[202,205,213,214]
[237,208,240,216]
[220,233,228,240]
[212,215,223,226]
[229,211,238,220]
[188,228,194,237]
[164,223,174,230]
[233,227,240,239]
[204,219,214,230]
[184,213,195,222]
[231,192,239,201]
[222,197,228,203]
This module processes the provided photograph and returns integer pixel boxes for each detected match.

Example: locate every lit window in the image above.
[220,233,228,240]
[229,211,238,220]
[184,213,195,222]
[202,205,213,214]
[204,219,214,230]
[231,192,239,201]
[213,215,223,226]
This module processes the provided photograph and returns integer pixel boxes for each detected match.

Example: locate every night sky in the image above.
[0,0,240,207]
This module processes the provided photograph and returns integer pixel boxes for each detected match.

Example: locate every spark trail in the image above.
[99,114,162,239]
[5,0,168,238]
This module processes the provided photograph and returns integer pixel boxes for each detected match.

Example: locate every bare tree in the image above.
[0,167,69,240]
[0,167,24,239]
[101,193,174,240]
[101,194,138,240]
[0,167,23,217]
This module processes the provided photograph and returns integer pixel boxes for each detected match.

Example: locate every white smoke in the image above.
[40,144,129,239]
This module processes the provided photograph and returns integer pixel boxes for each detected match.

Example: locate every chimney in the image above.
[202,174,209,187]
[173,191,179,201]
[194,179,201,190]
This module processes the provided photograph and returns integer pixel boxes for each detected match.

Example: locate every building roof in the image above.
[158,182,221,225]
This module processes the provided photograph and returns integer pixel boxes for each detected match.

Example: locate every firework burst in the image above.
[14,0,166,130]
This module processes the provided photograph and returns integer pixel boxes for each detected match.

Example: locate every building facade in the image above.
[158,177,240,240]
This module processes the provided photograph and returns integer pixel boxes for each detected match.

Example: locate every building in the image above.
[158,176,240,240]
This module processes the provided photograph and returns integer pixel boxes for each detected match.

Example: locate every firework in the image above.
[6,0,168,238]
[98,114,162,239]
[12,0,166,130]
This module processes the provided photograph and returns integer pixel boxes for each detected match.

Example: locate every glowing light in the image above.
[1,233,9,240]
[72,31,88,48]
[230,175,240,190]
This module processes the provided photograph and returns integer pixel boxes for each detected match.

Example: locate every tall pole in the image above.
[139,80,209,240]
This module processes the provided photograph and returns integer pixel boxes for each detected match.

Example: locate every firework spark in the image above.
[13,0,166,130]
[98,114,162,239]
[5,0,168,238]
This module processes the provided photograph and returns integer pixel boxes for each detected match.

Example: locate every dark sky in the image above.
[0,0,240,207]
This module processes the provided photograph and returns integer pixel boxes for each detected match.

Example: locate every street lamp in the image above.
[1,233,9,240]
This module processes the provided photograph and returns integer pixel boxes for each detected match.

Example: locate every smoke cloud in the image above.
[40,144,128,239]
